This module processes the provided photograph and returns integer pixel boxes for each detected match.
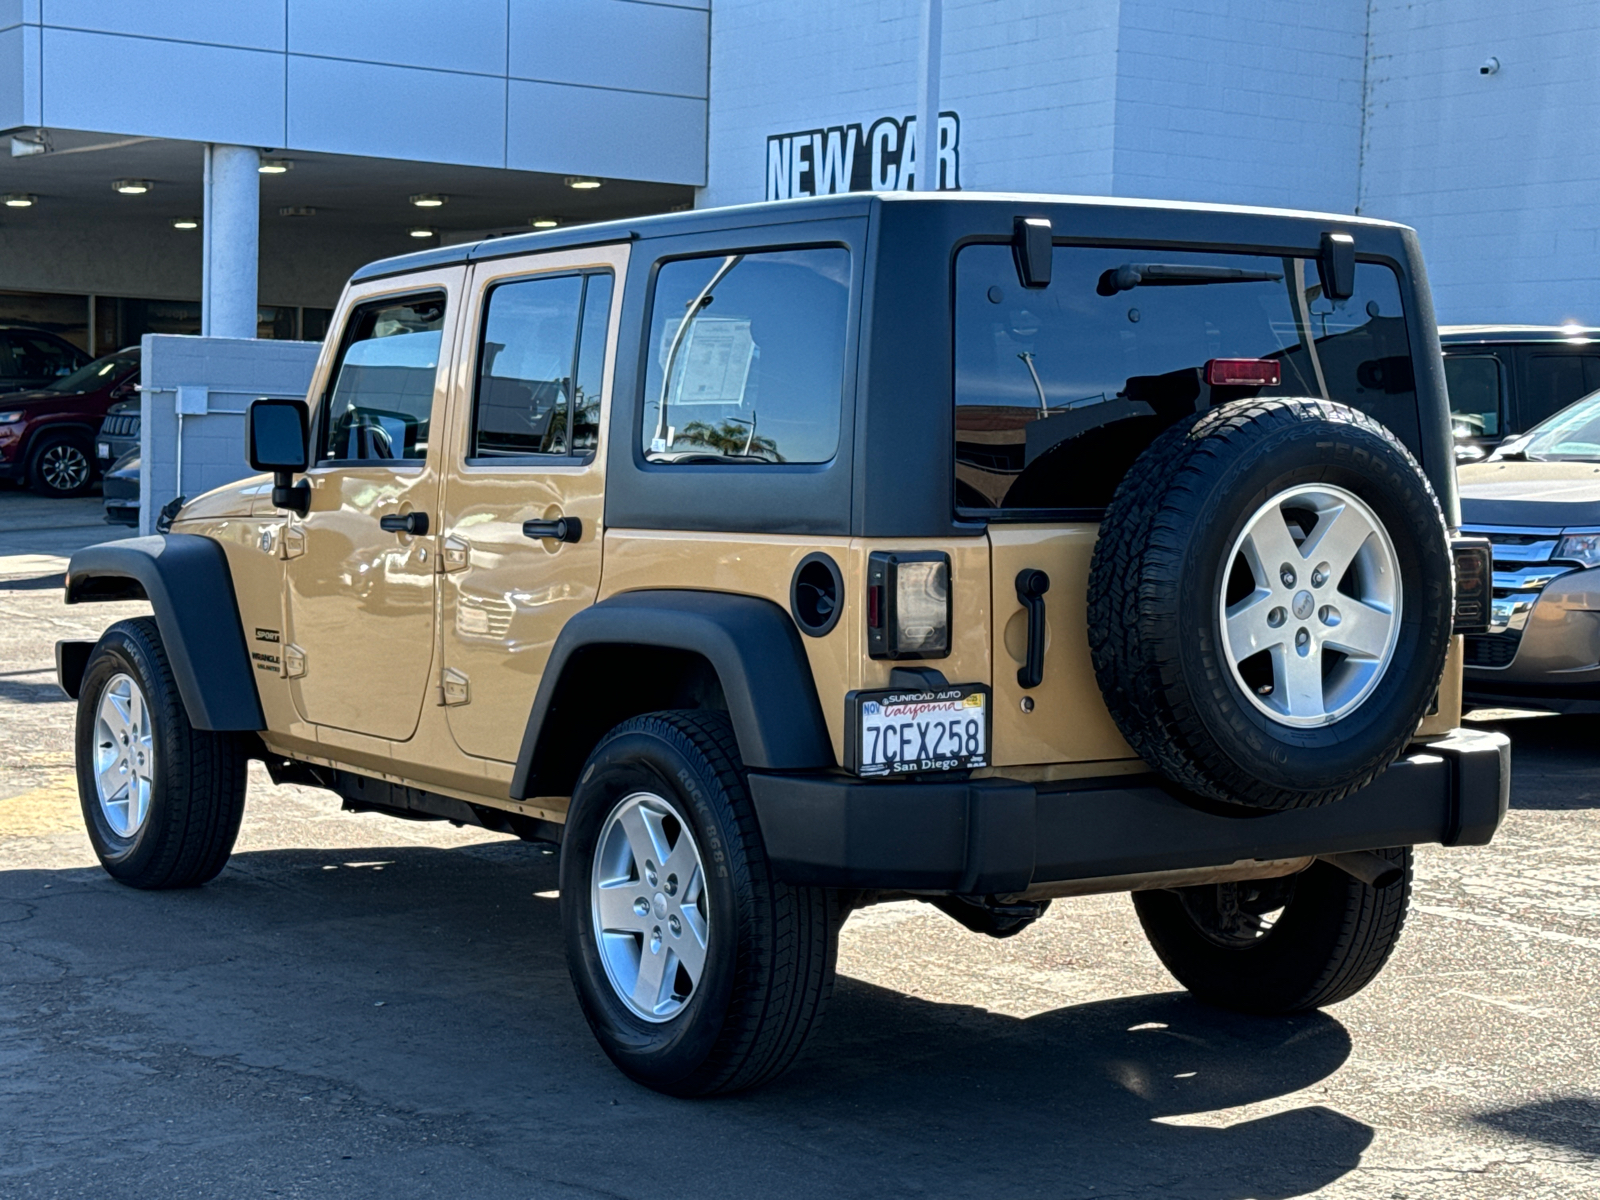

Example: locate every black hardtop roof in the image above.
[348,191,1415,284]
[1440,324,1600,345]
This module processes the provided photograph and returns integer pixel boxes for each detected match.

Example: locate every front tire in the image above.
[28,433,97,498]
[1131,848,1412,1014]
[560,711,839,1096]
[75,618,249,889]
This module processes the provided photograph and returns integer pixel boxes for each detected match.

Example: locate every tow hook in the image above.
[1318,850,1403,889]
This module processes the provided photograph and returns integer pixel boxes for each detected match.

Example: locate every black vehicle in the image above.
[0,323,91,394]
[101,448,140,527]
[1442,325,1600,461]
[97,397,140,468]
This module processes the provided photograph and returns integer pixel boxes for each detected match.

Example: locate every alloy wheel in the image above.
[1219,483,1402,727]
[40,442,91,492]
[590,790,709,1022]
[92,672,154,837]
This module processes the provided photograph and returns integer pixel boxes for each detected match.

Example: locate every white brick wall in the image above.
[1360,0,1600,323]
[704,0,1600,324]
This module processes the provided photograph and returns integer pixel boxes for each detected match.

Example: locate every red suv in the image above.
[0,347,139,497]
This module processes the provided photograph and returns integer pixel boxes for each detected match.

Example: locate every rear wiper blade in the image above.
[1097,263,1284,295]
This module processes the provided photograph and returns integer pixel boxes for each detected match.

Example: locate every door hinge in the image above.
[280,524,306,560]
[439,667,470,706]
[282,643,307,679]
[441,534,470,572]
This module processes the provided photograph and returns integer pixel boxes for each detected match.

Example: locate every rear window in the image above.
[954,245,1416,515]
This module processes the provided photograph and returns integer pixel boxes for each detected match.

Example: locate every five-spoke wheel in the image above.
[91,672,155,838]
[1221,483,1401,727]
[591,791,709,1022]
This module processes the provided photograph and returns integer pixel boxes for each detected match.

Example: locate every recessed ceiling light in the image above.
[171,217,199,230]
[564,177,602,190]
[2,193,36,207]
[259,159,292,175]
[409,193,446,208]
[113,179,153,195]
[529,218,559,229]
[407,227,435,239]
[279,205,316,217]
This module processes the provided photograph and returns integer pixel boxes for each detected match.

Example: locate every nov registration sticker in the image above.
[845,684,990,777]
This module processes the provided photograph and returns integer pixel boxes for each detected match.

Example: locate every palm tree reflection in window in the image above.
[676,415,784,462]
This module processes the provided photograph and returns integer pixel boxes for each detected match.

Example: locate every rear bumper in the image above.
[748,727,1509,893]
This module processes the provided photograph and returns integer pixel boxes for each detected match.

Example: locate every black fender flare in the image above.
[61,534,265,731]
[510,589,835,799]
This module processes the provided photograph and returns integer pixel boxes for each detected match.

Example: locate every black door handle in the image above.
[522,516,582,543]
[1015,568,1050,689]
[379,512,429,536]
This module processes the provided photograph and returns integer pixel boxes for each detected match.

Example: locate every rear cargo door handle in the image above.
[522,516,582,543]
[1015,569,1050,689]
[379,512,429,536]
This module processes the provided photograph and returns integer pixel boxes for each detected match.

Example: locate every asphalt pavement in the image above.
[1,490,1596,1199]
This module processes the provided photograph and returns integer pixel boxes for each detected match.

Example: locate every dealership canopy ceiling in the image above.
[0,129,690,240]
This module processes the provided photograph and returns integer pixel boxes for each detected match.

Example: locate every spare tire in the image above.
[1088,398,1452,810]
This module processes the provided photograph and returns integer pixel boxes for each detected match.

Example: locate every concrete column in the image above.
[201,144,259,338]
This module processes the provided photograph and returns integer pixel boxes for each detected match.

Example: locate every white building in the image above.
[1,0,1594,349]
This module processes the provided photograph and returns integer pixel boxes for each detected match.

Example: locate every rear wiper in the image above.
[1097,263,1284,296]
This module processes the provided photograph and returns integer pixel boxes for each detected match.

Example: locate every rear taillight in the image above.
[1205,358,1282,387]
[1451,537,1493,635]
[866,551,951,659]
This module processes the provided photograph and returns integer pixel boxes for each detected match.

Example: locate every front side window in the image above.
[954,245,1415,514]
[471,271,612,459]
[641,247,850,465]
[1444,355,1502,438]
[321,294,445,463]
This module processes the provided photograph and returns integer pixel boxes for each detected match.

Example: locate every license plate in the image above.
[96,442,110,459]
[846,683,990,776]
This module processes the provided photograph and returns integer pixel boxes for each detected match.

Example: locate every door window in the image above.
[1443,355,1502,437]
[470,271,613,459]
[320,294,445,463]
[640,248,850,464]
[1518,350,1600,429]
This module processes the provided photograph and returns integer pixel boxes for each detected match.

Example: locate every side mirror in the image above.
[246,397,311,515]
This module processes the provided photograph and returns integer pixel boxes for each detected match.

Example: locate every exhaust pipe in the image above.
[1318,850,1403,889]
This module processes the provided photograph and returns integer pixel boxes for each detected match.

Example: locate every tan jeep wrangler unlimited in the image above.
[58,194,1507,1096]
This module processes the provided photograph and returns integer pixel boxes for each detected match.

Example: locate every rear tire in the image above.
[75,618,249,889]
[28,432,97,498]
[560,710,840,1096]
[1131,848,1412,1013]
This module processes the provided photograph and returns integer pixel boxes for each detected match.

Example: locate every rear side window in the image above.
[1444,355,1503,437]
[954,245,1416,515]
[471,271,612,459]
[321,294,445,463]
[641,247,850,465]
[1517,350,1600,429]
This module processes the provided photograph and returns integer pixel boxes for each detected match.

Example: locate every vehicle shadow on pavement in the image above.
[1471,715,1600,809]
[0,841,1369,1200]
